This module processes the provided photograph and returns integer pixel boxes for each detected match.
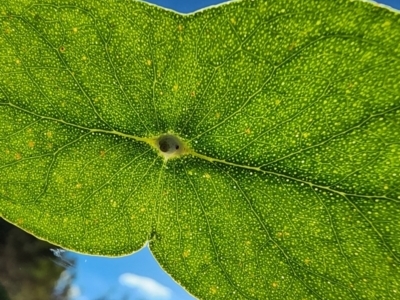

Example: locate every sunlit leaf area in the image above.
[1,0,399,299]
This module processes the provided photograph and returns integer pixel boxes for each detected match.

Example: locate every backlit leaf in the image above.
[1,0,400,298]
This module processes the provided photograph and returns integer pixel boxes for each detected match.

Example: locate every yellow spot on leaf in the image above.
[275,99,281,105]
[178,24,183,31]
[183,250,190,258]
[140,207,146,212]
[382,20,391,27]
[100,150,106,158]
[272,282,279,288]
[59,46,66,53]
[215,112,221,119]
[146,59,152,66]
[28,141,35,148]
[173,84,179,92]
[230,18,236,25]
[203,173,211,179]
[76,183,82,189]
[16,59,20,64]
[15,153,22,160]
[245,128,251,135]
[302,132,310,138]
[82,55,87,61]
[304,258,311,265]
[277,231,290,239]
[300,26,313,36]
[210,286,217,294]
[72,27,78,33]
[203,254,211,263]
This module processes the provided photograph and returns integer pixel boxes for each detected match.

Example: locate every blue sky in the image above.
[63,1,400,300]
[375,0,399,9]
[62,244,193,300]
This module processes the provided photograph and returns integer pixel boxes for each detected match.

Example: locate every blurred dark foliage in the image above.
[0,219,75,300]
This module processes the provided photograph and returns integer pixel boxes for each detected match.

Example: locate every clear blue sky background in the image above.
[66,1,400,300]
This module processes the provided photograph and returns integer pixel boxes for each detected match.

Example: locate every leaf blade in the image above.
[1,0,400,299]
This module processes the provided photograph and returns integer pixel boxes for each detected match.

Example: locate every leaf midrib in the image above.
[2,100,398,205]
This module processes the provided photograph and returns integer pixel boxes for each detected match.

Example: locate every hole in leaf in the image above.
[156,134,184,158]
[159,140,170,152]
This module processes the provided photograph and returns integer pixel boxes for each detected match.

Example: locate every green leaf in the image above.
[1,0,400,298]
